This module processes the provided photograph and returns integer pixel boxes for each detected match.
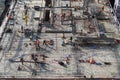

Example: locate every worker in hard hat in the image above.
[20,58,24,65]
[43,40,47,46]
[35,39,40,48]
[24,15,28,26]
[66,57,70,65]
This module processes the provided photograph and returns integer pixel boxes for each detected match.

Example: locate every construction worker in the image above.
[62,33,66,39]
[31,54,35,60]
[24,43,28,47]
[34,57,38,65]
[23,3,29,26]
[90,75,94,78]
[62,38,68,46]
[43,40,47,46]
[47,40,51,45]
[42,56,46,62]
[24,15,28,26]
[25,8,28,15]
[35,39,40,48]
[64,38,67,45]
[70,36,73,42]
[20,58,24,65]
[18,65,22,71]
[24,4,27,9]
[32,69,37,76]
[50,40,54,45]
[58,61,67,68]
[101,6,104,11]
[66,57,70,65]
[89,58,95,64]
[40,54,48,62]
[8,15,12,19]
[61,13,65,24]
[114,39,120,44]
[21,25,24,32]
[80,29,83,35]
[29,43,32,46]
[47,40,54,46]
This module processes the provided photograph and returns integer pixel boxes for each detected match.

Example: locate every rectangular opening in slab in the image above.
[44,10,50,21]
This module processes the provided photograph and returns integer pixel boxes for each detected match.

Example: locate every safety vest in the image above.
[36,40,40,45]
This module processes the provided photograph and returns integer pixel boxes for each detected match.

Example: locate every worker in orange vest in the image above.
[36,39,40,48]
[8,15,12,19]
[89,58,95,64]
[105,0,109,5]
[66,57,70,65]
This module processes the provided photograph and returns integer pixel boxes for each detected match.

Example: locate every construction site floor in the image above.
[0,0,120,79]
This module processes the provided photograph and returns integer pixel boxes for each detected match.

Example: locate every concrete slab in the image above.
[0,0,120,79]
